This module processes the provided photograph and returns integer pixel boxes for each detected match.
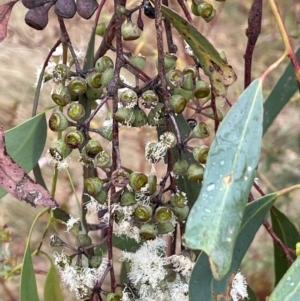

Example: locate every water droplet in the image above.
[207,183,215,192]
[290,282,295,286]
[204,208,211,213]
[287,276,291,281]
[244,176,248,181]
[247,166,252,172]
[220,160,225,166]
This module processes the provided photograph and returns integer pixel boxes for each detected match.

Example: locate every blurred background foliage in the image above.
[0,0,300,300]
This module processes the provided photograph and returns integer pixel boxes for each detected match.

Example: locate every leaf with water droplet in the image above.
[268,255,300,300]
[185,78,263,280]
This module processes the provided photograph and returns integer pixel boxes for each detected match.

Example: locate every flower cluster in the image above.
[53,250,108,299]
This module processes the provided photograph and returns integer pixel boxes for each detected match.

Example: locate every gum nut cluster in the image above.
[23,0,99,30]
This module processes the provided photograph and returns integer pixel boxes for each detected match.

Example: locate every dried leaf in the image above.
[0,127,58,208]
[0,0,18,42]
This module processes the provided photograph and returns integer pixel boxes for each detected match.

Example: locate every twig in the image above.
[268,0,300,90]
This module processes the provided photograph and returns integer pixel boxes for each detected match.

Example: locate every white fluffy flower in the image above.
[46,149,71,170]
[230,271,248,301]
[64,215,80,232]
[120,237,167,288]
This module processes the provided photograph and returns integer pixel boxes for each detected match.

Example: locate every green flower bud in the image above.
[197,3,214,19]
[157,221,175,234]
[129,55,146,70]
[139,222,157,240]
[120,189,137,206]
[67,103,85,121]
[190,122,210,139]
[156,53,178,73]
[147,174,157,195]
[171,204,190,222]
[78,234,92,247]
[173,159,189,176]
[68,77,87,96]
[51,84,72,106]
[132,106,148,127]
[187,163,205,182]
[48,110,70,132]
[94,150,112,169]
[100,68,114,87]
[49,139,72,160]
[85,139,103,158]
[194,80,211,99]
[86,71,102,88]
[203,8,216,22]
[79,147,93,166]
[95,56,114,73]
[89,255,102,268]
[115,107,135,126]
[85,86,103,101]
[134,205,152,222]
[111,168,130,188]
[141,90,158,109]
[84,177,103,196]
[95,22,106,36]
[172,87,193,101]
[191,1,201,16]
[129,172,148,191]
[119,88,138,108]
[53,63,70,82]
[181,73,195,91]
[121,22,141,41]
[183,65,197,78]
[155,206,173,223]
[167,69,184,88]
[193,145,209,164]
[64,130,84,149]
[94,189,108,205]
[116,5,127,15]
[98,125,113,141]
[170,94,187,114]
[147,102,166,126]
[170,191,188,208]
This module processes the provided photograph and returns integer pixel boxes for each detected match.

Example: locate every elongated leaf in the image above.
[161,5,236,96]
[267,255,300,301]
[190,191,279,300]
[20,243,40,301]
[271,206,300,285]
[263,48,300,135]
[185,79,263,280]
[0,113,47,199]
[44,263,64,301]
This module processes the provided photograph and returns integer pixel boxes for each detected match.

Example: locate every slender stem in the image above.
[66,168,87,234]
[268,0,300,90]
[57,17,81,73]
[94,0,107,27]
[177,0,193,24]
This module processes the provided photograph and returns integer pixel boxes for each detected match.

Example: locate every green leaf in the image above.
[20,243,40,301]
[161,5,236,96]
[112,235,142,252]
[248,286,259,301]
[189,191,279,301]
[263,47,300,135]
[267,255,300,301]
[44,263,64,301]
[0,113,47,199]
[271,206,300,285]
[185,79,263,280]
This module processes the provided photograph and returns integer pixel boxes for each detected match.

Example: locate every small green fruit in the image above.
[95,22,106,36]
[51,84,72,106]
[68,77,87,96]
[48,110,70,132]
[67,103,85,121]
[64,130,84,149]
[95,56,114,72]
[121,22,141,41]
